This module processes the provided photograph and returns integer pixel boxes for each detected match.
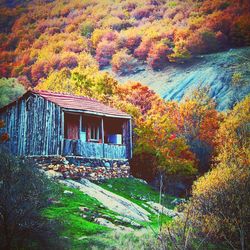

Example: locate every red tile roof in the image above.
[33,90,130,118]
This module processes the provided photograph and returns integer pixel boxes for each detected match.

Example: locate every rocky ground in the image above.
[105,47,250,110]
[33,155,130,180]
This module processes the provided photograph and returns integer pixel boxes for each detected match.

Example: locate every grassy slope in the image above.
[98,178,175,229]
[43,178,176,249]
[43,184,113,249]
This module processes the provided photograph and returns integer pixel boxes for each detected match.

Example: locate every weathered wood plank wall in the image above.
[0,93,132,159]
[63,140,126,159]
[123,119,132,159]
[0,93,61,156]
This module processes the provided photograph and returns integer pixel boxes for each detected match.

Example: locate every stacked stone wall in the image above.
[23,156,130,181]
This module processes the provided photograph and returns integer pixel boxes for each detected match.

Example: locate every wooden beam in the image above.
[79,114,82,139]
[61,110,64,155]
[101,117,104,158]
[62,108,131,119]
[129,119,133,159]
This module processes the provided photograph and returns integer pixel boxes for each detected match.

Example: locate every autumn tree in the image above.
[188,96,250,250]
[95,40,117,68]
[178,86,220,172]
[147,41,171,70]
[133,109,197,185]
[111,49,138,75]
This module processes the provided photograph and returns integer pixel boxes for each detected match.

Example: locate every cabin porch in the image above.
[62,112,131,159]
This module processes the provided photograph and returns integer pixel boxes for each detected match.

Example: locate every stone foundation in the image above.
[24,155,130,181]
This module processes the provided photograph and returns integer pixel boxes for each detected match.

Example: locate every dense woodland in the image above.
[0,0,249,84]
[0,0,249,249]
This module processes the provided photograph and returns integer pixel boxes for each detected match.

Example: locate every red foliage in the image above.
[117,82,160,115]
[31,60,47,83]
[132,7,152,20]
[58,54,78,70]
[95,40,117,67]
[117,35,141,53]
[147,42,171,70]
[1,132,9,142]
[134,39,152,60]
[169,133,176,141]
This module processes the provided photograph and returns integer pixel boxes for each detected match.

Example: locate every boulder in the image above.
[146,201,180,217]
[63,190,73,195]
[46,170,63,179]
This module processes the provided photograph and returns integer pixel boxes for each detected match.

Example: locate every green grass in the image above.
[98,178,176,230]
[99,177,176,209]
[43,184,120,249]
[43,178,178,249]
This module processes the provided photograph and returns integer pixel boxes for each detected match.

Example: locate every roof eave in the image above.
[61,108,131,119]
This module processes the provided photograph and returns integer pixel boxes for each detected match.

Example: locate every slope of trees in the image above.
[0,0,249,85]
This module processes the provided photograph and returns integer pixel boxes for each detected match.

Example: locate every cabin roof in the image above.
[0,90,131,118]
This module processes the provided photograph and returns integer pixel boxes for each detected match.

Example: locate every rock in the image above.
[146,201,180,217]
[63,190,73,195]
[79,206,89,212]
[95,218,134,232]
[78,236,88,240]
[131,221,141,228]
[135,178,148,184]
[115,216,141,228]
[60,179,151,222]
[116,216,131,223]
[95,218,117,229]
[46,170,63,179]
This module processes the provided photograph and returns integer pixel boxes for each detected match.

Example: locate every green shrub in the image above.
[0,151,67,249]
[0,78,25,108]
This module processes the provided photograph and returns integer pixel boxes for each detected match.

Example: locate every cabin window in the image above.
[87,117,101,142]
[90,124,100,141]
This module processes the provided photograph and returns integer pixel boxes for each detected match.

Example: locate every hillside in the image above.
[105,47,250,110]
[0,0,249,88]
[43,177,178,249]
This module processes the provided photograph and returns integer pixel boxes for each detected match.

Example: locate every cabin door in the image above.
[64,113,80,140]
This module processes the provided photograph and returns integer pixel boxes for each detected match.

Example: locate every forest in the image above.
[0,0,249,249]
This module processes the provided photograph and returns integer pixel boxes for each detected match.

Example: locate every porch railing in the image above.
[63,139,127,159]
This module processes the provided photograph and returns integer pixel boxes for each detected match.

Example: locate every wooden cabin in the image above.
[0,90,132,160]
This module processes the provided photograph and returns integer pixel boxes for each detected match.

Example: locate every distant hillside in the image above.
[105,47,250,110]
[0,0,249,87]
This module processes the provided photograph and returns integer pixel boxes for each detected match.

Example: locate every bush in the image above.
[134,39,152,61]
[190,163,250,249]
[0,78,25,108]
[0,151,67,250]
[200,30,219,53]
[168,42,191,63]
[95,40,117,68]
[80,22,94,38]
[111,49,138,75]
[147,42,171,70]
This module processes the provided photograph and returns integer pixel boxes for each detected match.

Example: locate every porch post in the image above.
[129,118,133,159]
[79,115,82,139]
[101,117,104,158]
[61,110,64,155]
